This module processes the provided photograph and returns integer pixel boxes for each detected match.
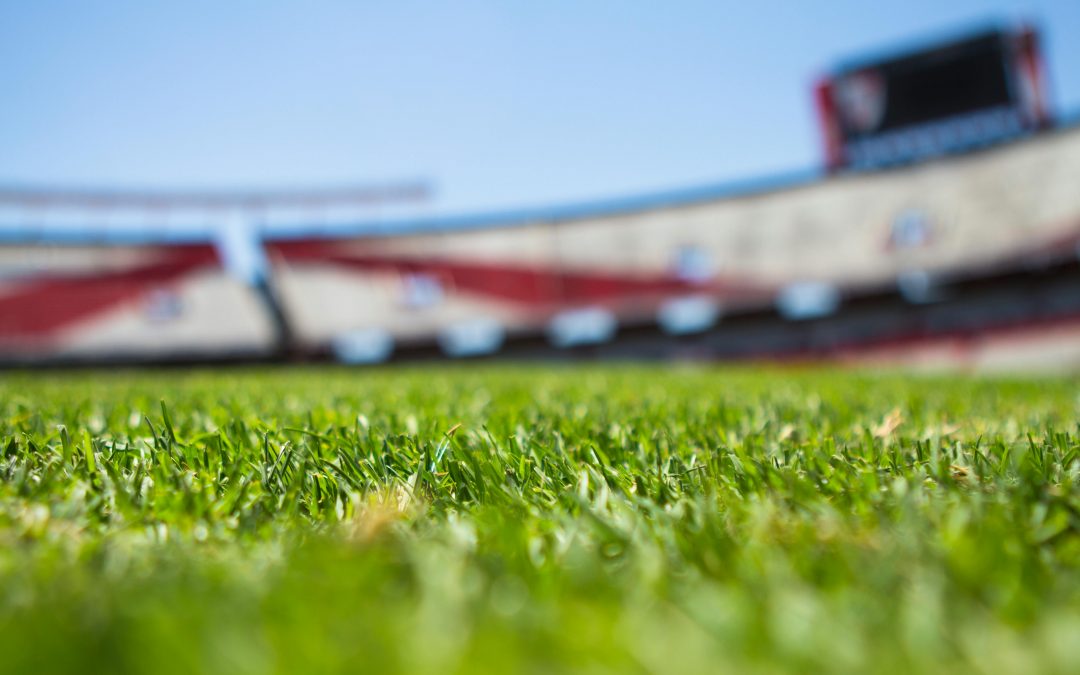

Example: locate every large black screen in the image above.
[838,33,1013,138]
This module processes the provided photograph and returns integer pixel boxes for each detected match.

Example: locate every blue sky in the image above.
[1,0,1077,216]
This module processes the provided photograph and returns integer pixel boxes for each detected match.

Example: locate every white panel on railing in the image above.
[658,295,721,335]
[331,329,394,364]
[438,318,505,357]
[776,282,840,320]
[547,307,617,348]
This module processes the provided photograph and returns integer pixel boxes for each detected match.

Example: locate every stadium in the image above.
[4,24,1078,370]
[3,10,1080,674]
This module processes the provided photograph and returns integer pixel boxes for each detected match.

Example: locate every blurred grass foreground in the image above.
[0,366,1079,674]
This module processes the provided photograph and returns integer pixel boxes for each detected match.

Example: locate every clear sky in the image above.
[1,0,1078,216]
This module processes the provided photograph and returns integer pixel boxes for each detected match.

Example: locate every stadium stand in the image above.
[2,23,1079,369]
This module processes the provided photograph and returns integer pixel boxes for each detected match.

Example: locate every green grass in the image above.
[0,366,1079,674]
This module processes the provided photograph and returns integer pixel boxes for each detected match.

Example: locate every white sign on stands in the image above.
[437,318,505,357]
[331,328,394,364]
[658,295,721,335]
[547,307,617,348]
[672,245,715,284]
[400,273,444,309]
[776,282,841,321]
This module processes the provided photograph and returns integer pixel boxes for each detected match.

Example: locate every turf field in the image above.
[0,366,1078,674]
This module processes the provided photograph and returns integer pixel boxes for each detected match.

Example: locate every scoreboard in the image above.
[816,26,1050,171]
